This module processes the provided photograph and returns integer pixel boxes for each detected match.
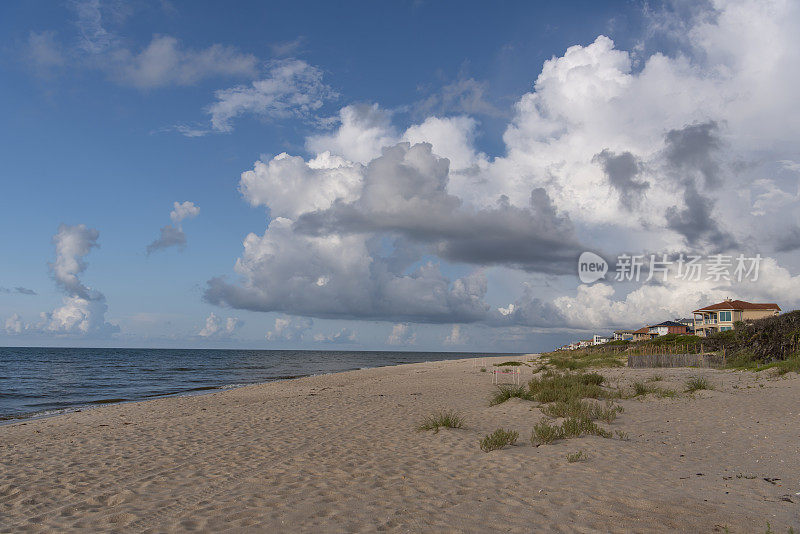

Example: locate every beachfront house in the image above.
[674,318,695,334]
[593,334,612,345]
[632,326,656,342]
[692,299,781,337]
[647,321,689,337]
[614,330,635,341]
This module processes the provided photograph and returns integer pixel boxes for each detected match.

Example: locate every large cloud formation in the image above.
[207,0,800,334]
[4,224,118,337]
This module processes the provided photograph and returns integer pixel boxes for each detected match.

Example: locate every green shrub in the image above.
[417,410,465,433]
[531,419,563,446]
[480,428,519,452]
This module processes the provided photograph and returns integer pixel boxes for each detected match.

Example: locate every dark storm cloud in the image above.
[664,120,722,187]
[294,142,583,275]
[661,121,737,250]
[592,149,649,210]
[665,182,737,251]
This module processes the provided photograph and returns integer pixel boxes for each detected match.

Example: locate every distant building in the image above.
[614,330,635,341]
[648,320,689,336]
[674,318,695,333]
[593,334,612,345]
[632,326,656,342]
[693,299,781,337]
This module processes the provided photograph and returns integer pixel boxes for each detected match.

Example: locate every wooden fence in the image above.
[627,352,727,368]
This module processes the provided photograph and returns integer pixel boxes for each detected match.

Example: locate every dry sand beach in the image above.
[1,356,799,533]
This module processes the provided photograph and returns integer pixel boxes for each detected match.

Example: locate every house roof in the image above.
[633,326,650,334]
[650,321,687,327]
[693,299,781,313]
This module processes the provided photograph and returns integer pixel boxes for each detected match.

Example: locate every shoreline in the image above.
[2,356,797,532]
[0,353,529,427]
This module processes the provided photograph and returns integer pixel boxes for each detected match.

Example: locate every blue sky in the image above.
[2,0,799,351]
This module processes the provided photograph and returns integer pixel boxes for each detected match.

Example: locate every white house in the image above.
[592,335,612,345]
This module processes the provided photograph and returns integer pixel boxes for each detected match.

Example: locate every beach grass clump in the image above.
[630,381,677,398]
[632,381,650,396]
[417,410,465,433]
[531,419,563,446]
[772,357,800,375]
[490,384,532,406]
[753,356,800,376]
[494,361,524,366]
[646,374,664,382]
[566,450,588,463]
[540,399,622,423]
[527,371,614,404]
[480,367,487,372]
[685,376,713,393]
[531,416,612,445]
[560,417,611,439]
[539,350,625,371]
[480,428,519,452]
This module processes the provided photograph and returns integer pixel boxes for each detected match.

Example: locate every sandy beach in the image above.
[1,356,799,533]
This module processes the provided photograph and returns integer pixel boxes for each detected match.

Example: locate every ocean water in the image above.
[0,347,510,422]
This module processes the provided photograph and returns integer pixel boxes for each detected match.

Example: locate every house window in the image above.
[720,326,732,331]
[719,311,732,322]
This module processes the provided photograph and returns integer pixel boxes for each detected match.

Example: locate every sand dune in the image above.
[1,357,798,532]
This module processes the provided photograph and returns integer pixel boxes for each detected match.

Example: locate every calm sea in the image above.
[0,347,511,422]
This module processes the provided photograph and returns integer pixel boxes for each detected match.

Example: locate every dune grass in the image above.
[527,371,619,404]
[417,410,465,433]
[494,361,524,366]
[566,450,588,462]
[531,418,562,446]
[490,384,532,405]
[561,416,612,438]
[540,398,622,423]
[630,381,678,398]
[726,351,800,375]
[480,428,519,452]
[685,376,713,393]
[530,415,612,446]
[539,350,626,371]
